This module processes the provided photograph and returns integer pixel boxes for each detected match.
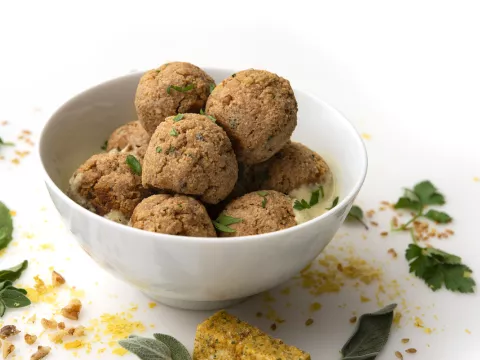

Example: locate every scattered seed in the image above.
[401,338,410,344]
[349,316,357,324]
[256,312,263,318]
[380,231,388,237]
[395,351,403,359]
[388,248,398,258]
[405,348,417,354]
[270,323,277,331]
[370,221,379,227]
[305,318,314,326]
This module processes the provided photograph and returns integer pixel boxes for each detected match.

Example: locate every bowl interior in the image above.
[40,68,366,207]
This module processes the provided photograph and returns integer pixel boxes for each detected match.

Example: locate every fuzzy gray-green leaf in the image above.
[153,334,192,360]
[0,201,13,251]
[119,335,172,360]
[341,304,397,360]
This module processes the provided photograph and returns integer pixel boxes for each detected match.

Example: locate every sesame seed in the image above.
[401,338,409,343]
[395,351,403,359]
[349,316,357,324]
[370,221,379,227]
[405,348,417,354]
[270,323,277,331]
[305,318,314,326]
[380,231,388,237]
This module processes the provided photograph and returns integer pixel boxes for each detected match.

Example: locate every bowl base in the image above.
[143,292,248,311]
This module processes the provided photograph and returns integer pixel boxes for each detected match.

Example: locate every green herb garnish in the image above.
[406,243,475,293]
[0,261,30,316]
[173,114,184,122]
[167,84,195,94]
[257,191,268,208]
[347,205,369,230]
[326,196,339,210]
[199,109,205,115]
[392,180,474,293]
[169,128,179,137]
[231,73,236,78]
[100,140,108,151]
[126,155,142,175]
[0,202,13,251]
[156,147,162,153]
[119,333,192,360]
[341,304,397,360]
[207,115,216,123]
[166,145,176,155]
[261,198,267,208]
[209,83,215,93]
[213,213,242,233]
[257,191,268,196]
[293,186,325,211]
[0,138,14,147]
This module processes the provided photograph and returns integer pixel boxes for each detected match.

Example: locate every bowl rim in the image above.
[38,69,368,245]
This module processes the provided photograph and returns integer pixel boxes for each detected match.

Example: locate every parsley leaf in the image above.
[293,199,310,211]
[207,115,216,123]
[167,84,195,94]
[173,114,184,122]
[405,244,475,293]
[125,155,142,175]
[213,214,242,233]
[424,209,452,223]
[0,138,14,147]
[209,83,215,94]
[257,191,268,208]
[293,186,325,211]
[199,109,205,115]
[347,205,369,230]
[169,128,179,137]
[326,196,339,210]
[257,191,268,197]
[414,180,445,205]
[394,197,421,211]
[156,147,162,153]
[309,186,324,207]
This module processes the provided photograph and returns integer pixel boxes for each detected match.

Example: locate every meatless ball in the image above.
[67,152,150,224]
[245,142,333,194]
[106,121,150,159]
[135,62,215,135]
[142,113,238,204]
[218,190,296,237]
[131,194,216,237]
[206,69,297,164]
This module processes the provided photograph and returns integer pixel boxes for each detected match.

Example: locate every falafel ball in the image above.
[218,190,296,237]
[142,113,238,204]
[135,62,215,135]
[67,152,150,224]
[130,194,216,237]
[205,69,297,164]
[246,142,333,194]
[106,121,150,159]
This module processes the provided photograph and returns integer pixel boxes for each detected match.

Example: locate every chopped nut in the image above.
[405,348,417,354]
[41,319,57,330]
[31,346,51,360]
[24,334,37,345]
[2,340,14,359]
[349,316,357,324]
[57,322,65,330]
[52,271,65,287]
[401,338,410,344]
[388,248,398,258]
[61,299,82,320]
[48,331,67,344]
[0,326,20,339]
[73,326,85,337]
[66,328,75,336]
[305,318,314,326]
[395,351,403,359]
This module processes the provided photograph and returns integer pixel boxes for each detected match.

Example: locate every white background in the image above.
[0,1,480,359]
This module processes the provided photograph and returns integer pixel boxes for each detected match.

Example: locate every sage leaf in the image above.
[0,201,13,251]
[0,301,5,317]
[0,260,28,282]
[153,334,192,360]
[1,289,31,308]
[119,335,172,360]
[341,303,397,360]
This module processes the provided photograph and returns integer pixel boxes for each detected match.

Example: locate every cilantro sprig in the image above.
[392,180,475,293]
[393,180,451,230]
[347,205,369,230]
[213,214,242,233]
[293,186,324,211]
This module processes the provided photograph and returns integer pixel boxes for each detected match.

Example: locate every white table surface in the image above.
[1,1,479,359]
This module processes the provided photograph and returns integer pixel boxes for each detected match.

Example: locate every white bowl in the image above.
[39,68,367,310]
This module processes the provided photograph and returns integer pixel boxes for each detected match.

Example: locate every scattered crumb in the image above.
[11,158,20,165]
[112,347,129,356]
[349,316,357,324]
[9,210,16,217]
[64,340,84,350]
[360,295,371,303]
[41,318,57,330]
[148,302,157,309]
[388,248,398,258]
[61,299,82,320]
[270,323,277,331]
[474,177,479,182]
[370,221,378,227]
[366,210,375,218]
[52,271,66,287]
[361,133,371,140]
[309,302,322,312]
[305,318,314,326]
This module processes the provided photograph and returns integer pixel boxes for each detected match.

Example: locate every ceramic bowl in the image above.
[39,68,367,310]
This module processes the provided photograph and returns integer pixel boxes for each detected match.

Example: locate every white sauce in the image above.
[67,173,95,212]
[290,176,337,224]
[104,210,128,225]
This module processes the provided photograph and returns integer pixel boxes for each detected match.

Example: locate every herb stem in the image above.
[348,215,369,230]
